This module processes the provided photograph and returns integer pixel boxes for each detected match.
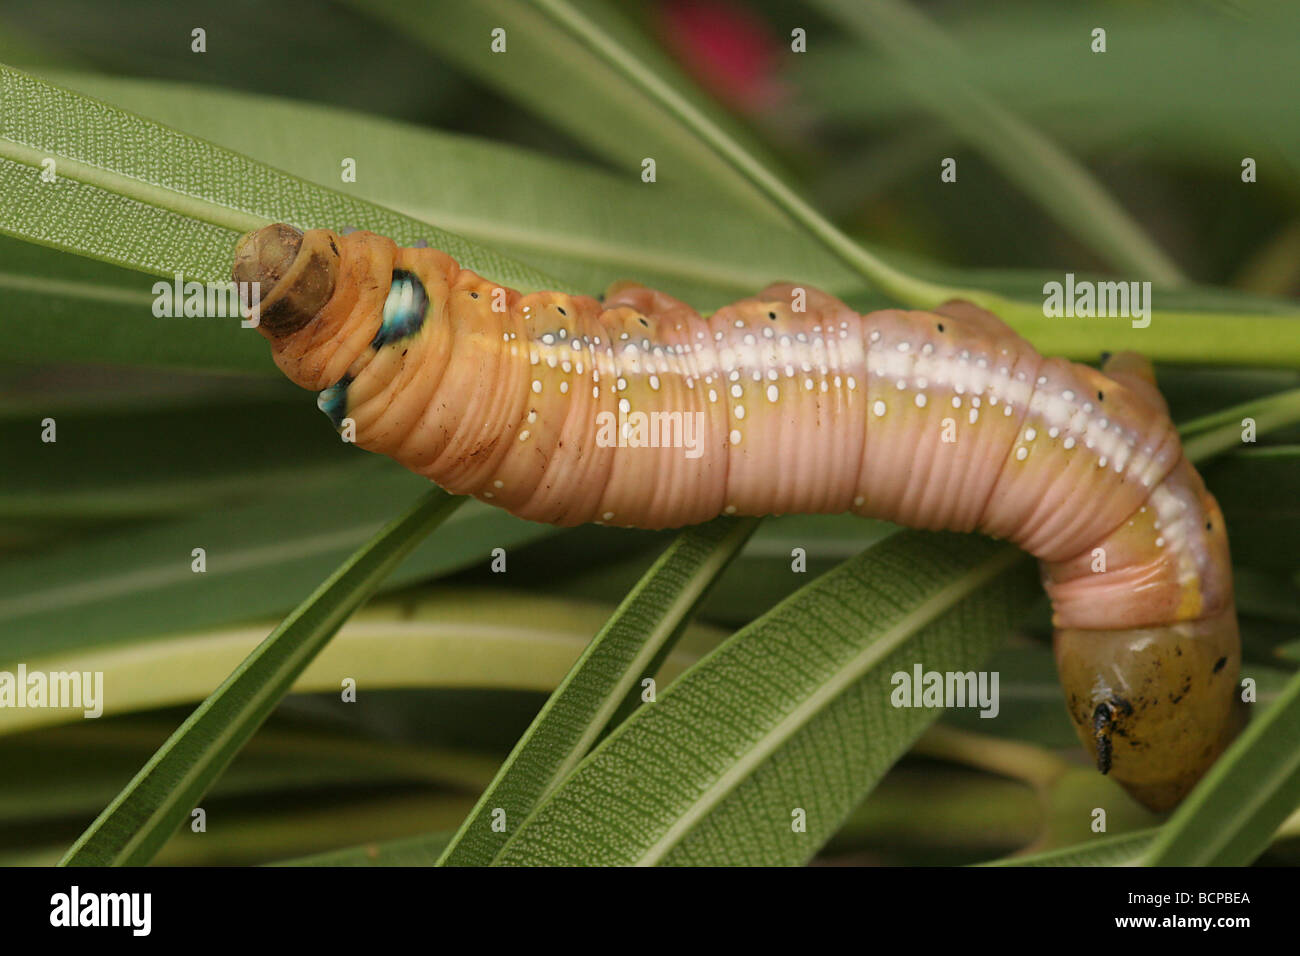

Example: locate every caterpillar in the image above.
[233,223,1242,812]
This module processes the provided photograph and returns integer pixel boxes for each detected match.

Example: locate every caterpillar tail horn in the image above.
[1101,351,1169,416]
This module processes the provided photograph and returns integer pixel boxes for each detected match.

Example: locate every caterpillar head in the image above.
[1055,606,1244,812]
[231,223,402,392]
[231,223,341,338]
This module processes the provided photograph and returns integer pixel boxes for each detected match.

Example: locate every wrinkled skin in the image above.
[233,223,1244,812]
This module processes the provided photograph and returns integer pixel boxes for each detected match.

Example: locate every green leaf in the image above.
[699,515,895,624]
[981,828,1157,867]
[807,0,1183,283]
[276,831,455,867]
[491,533,1038,865]
[0,720,502,825]
[939,645,1075,748]
[437,517,758,865]
[1142,667,1300,866]
[0,459,557,659]
[0,590,718,737]
[1234,568,1300,626]
[8,793,476,867]
[42,72,858,309]
[0,64,567,288]
[1182,390,1300,461]
[0,233,268,373]
[1156,368,1300,439]
[465,389,1300,866]
[0,393,344,521]
[826,764,1042,861]
[59,488,460,866]
[515,0,940,301]
[347,0,787,220]
[8,71,1298,373]
[1203,446,1300,573]
[514,0,1300,367]
[797,3,1300,167]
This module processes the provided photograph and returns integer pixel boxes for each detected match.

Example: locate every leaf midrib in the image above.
[630,546,1025,865]
[0,140,263,234]
[426,209,852,296]
[492,545,1022,866]
[539,526,754,805]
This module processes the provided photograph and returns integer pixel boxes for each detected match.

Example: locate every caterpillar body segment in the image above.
[234,224,1241,812]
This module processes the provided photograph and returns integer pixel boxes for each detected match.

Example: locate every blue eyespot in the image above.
[372,269,429,348]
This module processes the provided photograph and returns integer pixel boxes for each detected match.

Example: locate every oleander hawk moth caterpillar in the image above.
[233,223,1242,812]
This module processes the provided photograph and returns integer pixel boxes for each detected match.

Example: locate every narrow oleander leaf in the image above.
[1142,667,1300,866]
[491,532,1038,866]
[0,233,269,373]
[471,392,1299,866]
[43,71,858,308]
[4,70,1298,374]
[0,722,503,825]
[0,64,567,289]
[276,831,456,867]
[517,0,1300,367]
[59,489,460,866]
[438,517,758,866]
[980,829,1158,867]
[807,0,1183,283]
[347,0,787,220]
[0,459,556,659]
[1180,388,1300,461]
[0,590,718,737]
[795,5,1299,168]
